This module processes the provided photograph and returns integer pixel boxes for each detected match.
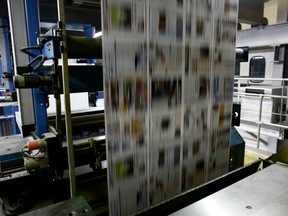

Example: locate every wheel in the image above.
[1,190,35,215]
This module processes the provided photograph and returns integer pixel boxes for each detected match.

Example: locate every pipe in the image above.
[57,0,76,198]
[257,94,264,149]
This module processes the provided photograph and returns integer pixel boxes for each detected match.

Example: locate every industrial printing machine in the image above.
[0,41,107,214]
[1,0,288,215]
[0,1,108,214]
[0,32,249,213]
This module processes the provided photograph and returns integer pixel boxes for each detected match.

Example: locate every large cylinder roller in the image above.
[66,36,102,59]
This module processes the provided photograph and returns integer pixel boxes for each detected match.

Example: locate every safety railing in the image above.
[233,77,288,151]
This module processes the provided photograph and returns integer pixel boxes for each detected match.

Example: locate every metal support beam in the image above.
[57,0,76,198]
[7,0,35,135]
[237,22,288,48]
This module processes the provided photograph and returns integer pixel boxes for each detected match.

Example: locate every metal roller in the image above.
[236,48,244,59]
[66,36,102,59]
[236,47,249,62]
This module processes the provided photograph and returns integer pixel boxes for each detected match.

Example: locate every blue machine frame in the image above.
[24,0,48,136]
[1,18,14,92]
[0,18,19,135]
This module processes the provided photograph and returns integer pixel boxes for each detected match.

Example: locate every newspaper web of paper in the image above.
[101,0,238,215]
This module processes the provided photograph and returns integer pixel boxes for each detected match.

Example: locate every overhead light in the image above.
[94,31,102,38]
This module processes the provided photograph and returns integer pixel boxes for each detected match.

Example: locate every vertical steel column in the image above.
[237,79,241,103]
[279,80,284,125]
[7,0,35,135]
[257,94,264,149]
[52,59,62,132]
[24,0,48,136]
[57,0,76,198]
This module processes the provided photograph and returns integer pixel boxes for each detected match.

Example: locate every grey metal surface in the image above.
[20,196,95,216]
[7,0,35,132]
[237,22,288,48]
[0,135,32,157]
[171,164,288,216]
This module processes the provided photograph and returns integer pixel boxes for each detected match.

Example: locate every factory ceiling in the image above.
[0,0,101,30]
[0,0,267,30]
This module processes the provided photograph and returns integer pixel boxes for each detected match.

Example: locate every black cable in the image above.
[26,54,46,71]
[20,46,42,58]
[21,145,46,160]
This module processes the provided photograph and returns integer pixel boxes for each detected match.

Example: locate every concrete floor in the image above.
[244,149,269,165]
